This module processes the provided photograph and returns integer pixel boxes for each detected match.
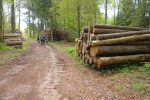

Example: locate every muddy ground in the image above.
[0,42,149,100]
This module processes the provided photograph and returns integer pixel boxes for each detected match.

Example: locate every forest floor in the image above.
[0,41,149,100]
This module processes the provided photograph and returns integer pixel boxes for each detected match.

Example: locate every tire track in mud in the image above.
[38,45,69,100]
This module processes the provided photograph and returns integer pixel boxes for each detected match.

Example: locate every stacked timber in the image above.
[4,33,23,49]
[76,24,150,69]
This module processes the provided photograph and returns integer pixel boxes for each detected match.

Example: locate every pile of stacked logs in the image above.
[75,24,150,68]
[4,33,23,49]
[43,28,68,41]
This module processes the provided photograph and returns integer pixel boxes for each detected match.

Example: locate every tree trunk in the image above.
[93,0,97,23]
[91,34,150,46]
[77,0,81,37]
[18,0,21,30]
[0,0,3,42]
[11,0,15,33]
[114,0,116,24]
[90,46,150,57]
[93,24,148,31]
[95,30,150,40]
[50,29,53,41]
[105,0,108,24]
[93,28,127,35]
[28,10,31,38]
[97,54,150,68]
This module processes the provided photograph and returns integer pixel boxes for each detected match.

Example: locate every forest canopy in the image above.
[0,0,150,42]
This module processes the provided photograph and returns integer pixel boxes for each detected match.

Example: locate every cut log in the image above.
[83,26,88,33]
[83,33,89,41]
[11,45,23,49]
[90,46,150,57]
[91,34,150,46]
[75,38,79,43]
[121,41,150,45]
[85,59,89,64]
[93,24,149,31]
[4,33,21,37]
[88,25,93,33]
[6,41,23,46]
[97,54,150,68]
[4,38,22,42]
[85,54,90,59]
[89,57,98,64]
[96,30,150,40]
[93,28,127,35]
[90,34,96,41]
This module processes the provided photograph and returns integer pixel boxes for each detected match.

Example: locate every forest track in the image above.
[0,41,116,100]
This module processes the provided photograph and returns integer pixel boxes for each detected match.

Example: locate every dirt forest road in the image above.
[0,42,116,100]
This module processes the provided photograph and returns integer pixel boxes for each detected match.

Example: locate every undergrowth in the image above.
[0,42,30,66]
[0,43,14,52]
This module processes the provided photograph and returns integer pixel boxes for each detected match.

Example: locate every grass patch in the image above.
[63,47,83,64]
[132,82,145,91]
[62,46,85,71]
[0,41,30,66]
[0,43,14,52]
[99,62,149,75]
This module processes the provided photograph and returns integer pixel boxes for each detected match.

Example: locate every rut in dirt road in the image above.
[0,42,116,100]
[0,42,69,100]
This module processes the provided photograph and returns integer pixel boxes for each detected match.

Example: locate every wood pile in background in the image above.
[43,28,69,41]
[75,24,150,69]
[4,33,23,49]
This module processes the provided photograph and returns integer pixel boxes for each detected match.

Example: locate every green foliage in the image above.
[99,62,150,75]
[132,82,145,91]
[116,0,149,27]
[0,43,13,52]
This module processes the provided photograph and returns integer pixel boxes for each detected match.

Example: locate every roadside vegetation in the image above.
[0,42,30,66]
[50,41,150,99]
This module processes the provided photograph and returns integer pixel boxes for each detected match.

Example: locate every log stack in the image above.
[4,33,23,49]
[75,24,150,69]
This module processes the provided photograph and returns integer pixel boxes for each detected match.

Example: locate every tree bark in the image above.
[11,0,15,33]
[93,24,149,31]
[93,0,97,23]
[90,34,96,40]
[90,46,150,57]
[116,41,150,45]
[95,30,150,40]
[18,0,21,30]
[28,10,32,38]
[97,54,150,68]
[93,28,127,35]
[77,0,81,37]
[105,0,108,24]
[91,34,150,46]
[0,0,3,42]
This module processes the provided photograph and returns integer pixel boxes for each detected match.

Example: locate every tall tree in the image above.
[105,0,108,24]
[77,0,80,37]
[0,0,3,42]
[11,0,15,33]
[18,0,21,30]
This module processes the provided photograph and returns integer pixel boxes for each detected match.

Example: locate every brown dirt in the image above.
[0,42,118,100]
